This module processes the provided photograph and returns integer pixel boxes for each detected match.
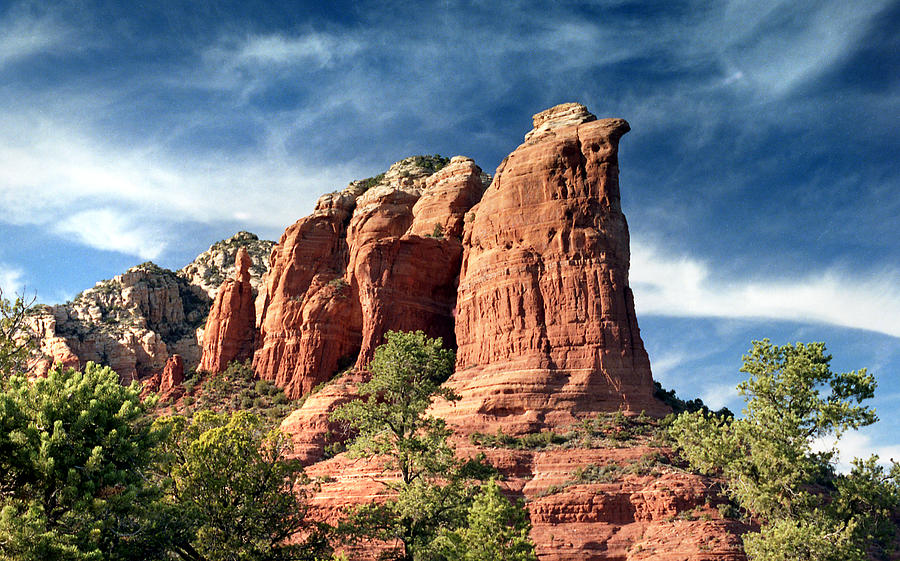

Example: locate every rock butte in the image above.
[252,155,486,398]
[272,103,746,560]
[29,103,748,559]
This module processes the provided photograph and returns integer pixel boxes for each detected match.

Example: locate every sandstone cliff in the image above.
[432,102,667,435]
[252,155,486,398]
[29,103,748,559]
[268,104,746,560]
[198,248,257,373]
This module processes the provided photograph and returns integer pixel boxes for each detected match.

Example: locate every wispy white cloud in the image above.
[0,264,25,296]
[229,33,362,68]
[712,0,892,97]
[53,209,167,260]
[0,110,365,258]
[631,241,900,339]
[0,8,75,68]
[196,31,363,98]
[814,431,900,473]
[0,1,894,283]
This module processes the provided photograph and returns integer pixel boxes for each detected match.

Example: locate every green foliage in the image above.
[0,362,164,560]
[742,513,862,561]
[331,330,457,487]
[332,331,528,561]
[669,340,896,561]
[469,411,666,451]
[184,360,294,422]
[0,289,36,380]
[360,173,386,191]
[154,410,330,561]
[433,480,536,561]
[429,224,444,239]
[410,155,450,174]
[654,381,733,417]
[831,456,900,560]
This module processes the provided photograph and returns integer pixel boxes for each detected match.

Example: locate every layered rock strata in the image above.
[304,444,748,561]
[198,248,256,373]
[253,156,485,399]
[431,104,667,434]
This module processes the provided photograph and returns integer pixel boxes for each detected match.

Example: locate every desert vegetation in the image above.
[669,340,900,560]
[2,288,898,560]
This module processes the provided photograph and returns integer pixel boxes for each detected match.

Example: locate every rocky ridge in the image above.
[179,231,275,298]
[29,232,274,381]
[28,103,750,559]
[198,248,257,373]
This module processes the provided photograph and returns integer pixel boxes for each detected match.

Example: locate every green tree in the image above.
[154,410,330,561]
[331,330,501,561]
[433,479,536,561]
[0,289,36,381]
[669,340,897,561]
[0,362,164,560]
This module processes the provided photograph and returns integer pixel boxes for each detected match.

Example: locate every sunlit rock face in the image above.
[198,248,256,373]
[294,106,735,561]
[28,231,273,383]
[432,103,667,435]
[253,156,484,398]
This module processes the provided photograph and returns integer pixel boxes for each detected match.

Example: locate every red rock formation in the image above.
[431,103,667,435]
[350,156,484,367]
[26,308,81,377]
[277,105,745,560]
[254,157,485,398]
[198,248,256,373]
[140,353,185,402]
[253,187,362,398]
[159,354,184,395]
[303,444,748,561]
[280,370,365,464]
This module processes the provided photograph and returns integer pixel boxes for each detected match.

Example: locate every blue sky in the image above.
[1,0,898,466]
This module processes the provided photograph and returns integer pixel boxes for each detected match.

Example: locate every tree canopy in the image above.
[669,339,899,561]
[331,330,535,561]
[0,289,36,381]
[154,410,330,561]
[0,362,163,560]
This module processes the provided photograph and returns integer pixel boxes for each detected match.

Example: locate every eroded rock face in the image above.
[142,354,186,402]
[303,444,748,561]
[44,263,201,382]
[253,156,485,398]
[29,232,273,382]
[179,231,275,299]
[280,370,365,464]
[350,156,485,368]
[26,308,81,377]
[431,103,667,435]
[252,184,363,399]
[270,104,738,560]
[198,248,256,373]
